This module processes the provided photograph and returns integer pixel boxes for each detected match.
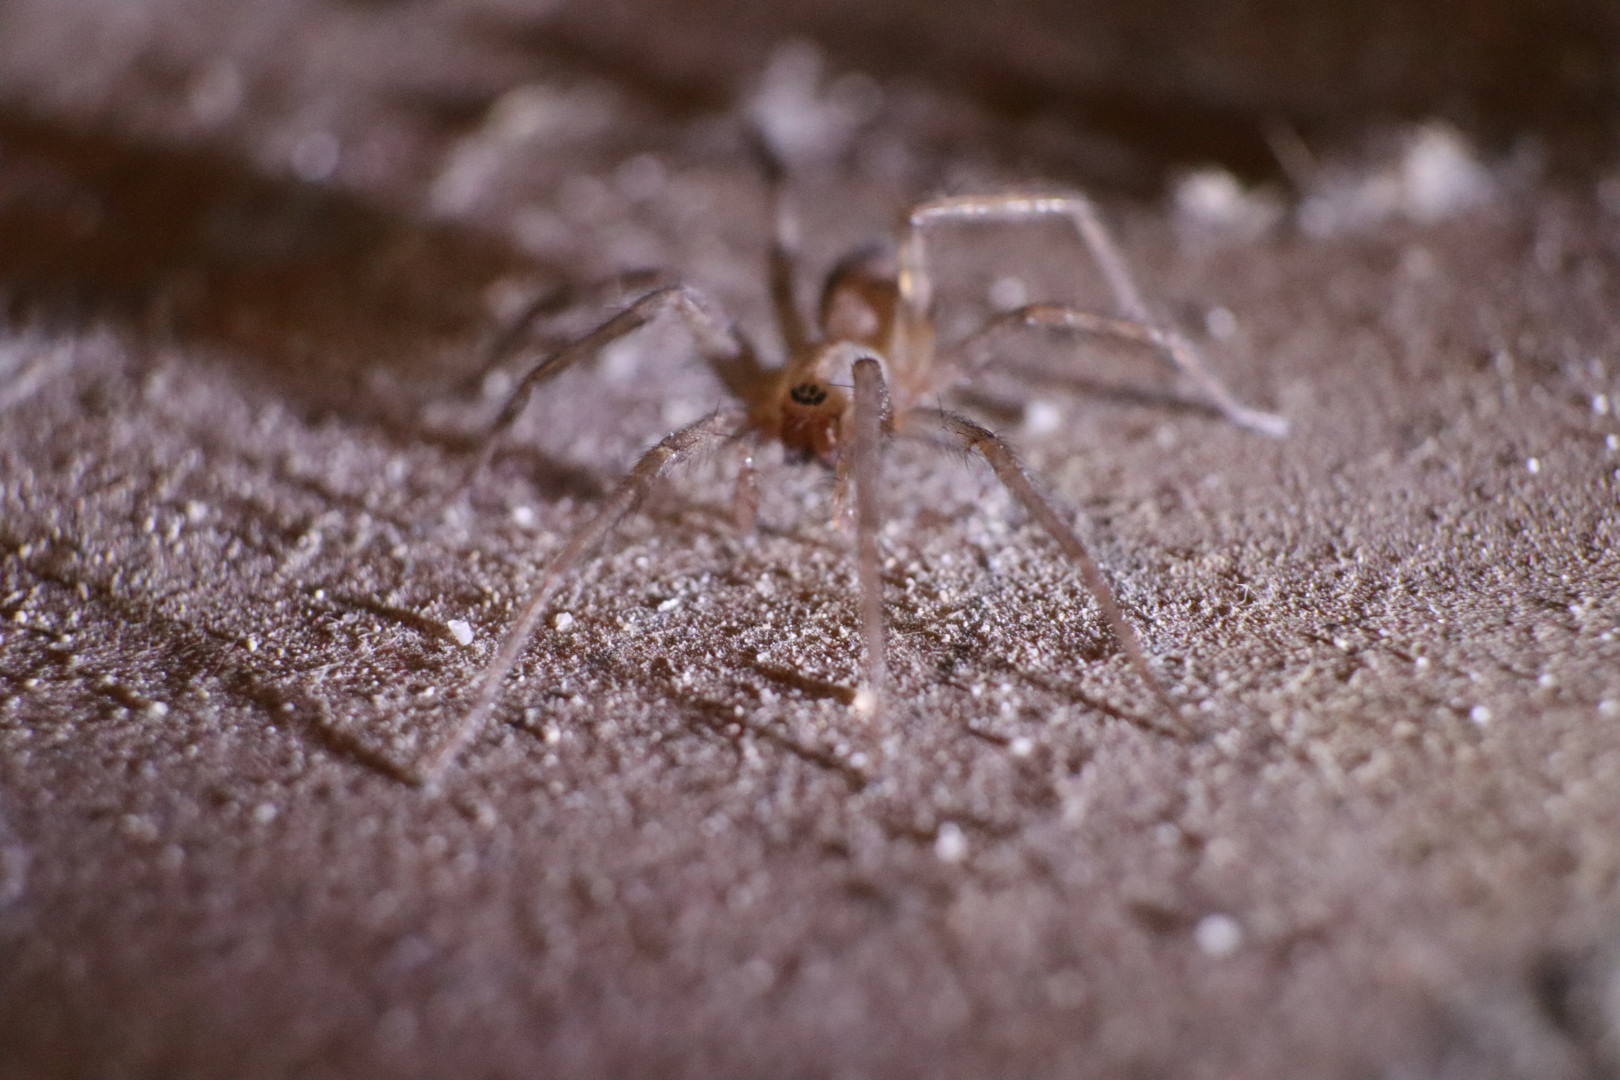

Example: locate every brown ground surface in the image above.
[2,2,1620,1077]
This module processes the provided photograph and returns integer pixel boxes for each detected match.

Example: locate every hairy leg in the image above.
[952,303,1272,427]
[910,407,1184,720]
[467,269,668,394]
[420,410,746,783]
[897,193,1288,438]
[954,303,1176,376]
[463,286,756,490]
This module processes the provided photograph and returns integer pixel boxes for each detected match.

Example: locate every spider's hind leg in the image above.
[897,192,1288,438]
[461,285,758,493]
[909,406,1186,726]
[952,303,1249,423]
[747,130,813,358]
[466,268,669,396]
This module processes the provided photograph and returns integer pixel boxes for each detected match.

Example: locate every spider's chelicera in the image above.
[419,147,1288,783]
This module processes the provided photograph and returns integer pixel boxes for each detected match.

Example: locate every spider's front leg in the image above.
[896,192,1289,439]
[848,355,891,714]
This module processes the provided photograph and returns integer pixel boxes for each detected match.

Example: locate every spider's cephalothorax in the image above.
[776,374,846,464]
[766,342,892,465]
[422,150,1289,784]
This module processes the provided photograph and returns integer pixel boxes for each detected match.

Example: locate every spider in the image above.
[418,148,1288,783]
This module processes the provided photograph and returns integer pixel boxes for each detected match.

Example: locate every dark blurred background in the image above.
[3,0,1617,185]
[532,0,1620,176]
[2,0,1615,411]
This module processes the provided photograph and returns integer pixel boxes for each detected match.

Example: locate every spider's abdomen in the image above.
[820,252,899,350]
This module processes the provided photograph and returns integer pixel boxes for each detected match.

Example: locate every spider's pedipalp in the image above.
[422,410,745,783]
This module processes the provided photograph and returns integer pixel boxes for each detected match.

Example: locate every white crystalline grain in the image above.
[1172,167,1283,238]
[291,131,341,183]
[989,275,1029,311]
[1299,121,1496,236]
[1195,913,1243,956]
[1022,399,1064,437]
[747,40,873,167]
[446,619,475,646]
[1204,306,1238,340]
[934,822,968,863]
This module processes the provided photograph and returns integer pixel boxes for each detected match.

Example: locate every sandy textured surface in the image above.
[2,2,1619,1077]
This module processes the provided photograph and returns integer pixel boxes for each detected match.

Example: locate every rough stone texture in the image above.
[1,2,1619,1077]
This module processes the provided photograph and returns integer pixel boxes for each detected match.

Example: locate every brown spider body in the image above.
[817,251,909,355]
[418,153,1288,784]
[754,251,909,465]
[759,350,859,465]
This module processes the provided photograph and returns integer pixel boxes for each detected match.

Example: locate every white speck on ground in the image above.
[934,822,968,863]
[989,274,1029,311]
[1172,166,1283,238]
[1195,913,1244,956]
[1204,305,1239,340]
[1022,399,1063,437]
[291,130,341,183]
[1298,121,1500,236]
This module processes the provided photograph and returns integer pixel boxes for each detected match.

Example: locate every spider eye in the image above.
[789,382,828,406]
